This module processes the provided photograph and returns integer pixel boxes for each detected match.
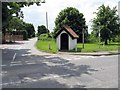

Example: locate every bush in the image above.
[22,30,28,40]
[88,34,98,43]
[39,33,53,41]
[114,35,120,42]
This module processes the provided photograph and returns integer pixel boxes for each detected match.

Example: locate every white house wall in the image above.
[56,35,60,49]
[69,36,77,50]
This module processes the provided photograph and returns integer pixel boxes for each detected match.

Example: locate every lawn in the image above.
[36,39,119,53]
[76,43,119,52]
[36,39,57,53]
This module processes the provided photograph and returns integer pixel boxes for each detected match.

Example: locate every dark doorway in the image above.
[61,33,69,50]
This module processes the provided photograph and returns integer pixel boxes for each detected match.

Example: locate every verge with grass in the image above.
[36,34,119,53]
[75,42,119,52]
[36,39,57,53]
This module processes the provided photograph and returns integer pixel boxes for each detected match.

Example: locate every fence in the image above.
[4,32,23,42]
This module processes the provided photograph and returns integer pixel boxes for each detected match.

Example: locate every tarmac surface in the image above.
[1,38,119,88]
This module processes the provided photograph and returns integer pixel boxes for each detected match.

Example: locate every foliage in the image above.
[37,25,49,35]
[112,35,120,42]
[92,4,120,45]
[8,16,35,39]
[39,33,52,41]
[22,30,28,40]
[2,2,41,42]
[88,32,98,43]
[24,23,35,38]
[54,7,88,42]
[9,17,24,30]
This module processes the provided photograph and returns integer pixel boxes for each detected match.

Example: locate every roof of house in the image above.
[55,25,79,39]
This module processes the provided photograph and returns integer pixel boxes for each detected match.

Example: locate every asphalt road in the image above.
[1,38,118,88]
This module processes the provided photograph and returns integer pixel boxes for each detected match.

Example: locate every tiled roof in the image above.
[63,25,79,39]
[55,25,79,39]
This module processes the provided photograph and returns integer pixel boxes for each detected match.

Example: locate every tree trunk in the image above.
[104,39,108,45]
[2,32,6,44]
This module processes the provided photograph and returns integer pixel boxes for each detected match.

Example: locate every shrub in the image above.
[39,33,53,41]
[22,30,28,40]
[114,35,120,42]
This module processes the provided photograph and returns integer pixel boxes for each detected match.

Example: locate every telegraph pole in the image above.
[82,28,85,49]
[46,12,48,30]
[46,12,50,50]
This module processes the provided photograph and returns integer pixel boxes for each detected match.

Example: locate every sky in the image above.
[21,0,119,33]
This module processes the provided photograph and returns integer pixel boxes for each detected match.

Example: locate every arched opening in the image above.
[60,33,69,50]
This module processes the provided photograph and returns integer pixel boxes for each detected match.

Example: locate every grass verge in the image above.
[36,40,119,53]
[36,40,57,53]
[76,42,119,52]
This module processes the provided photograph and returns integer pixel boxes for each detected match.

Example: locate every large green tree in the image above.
[92,4,120,45]
[54,7,88,42]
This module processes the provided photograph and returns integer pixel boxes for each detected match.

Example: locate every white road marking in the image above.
[27,62,36,65]
[0,81,21,86]
[12,53,16,62]
[10,63,22,66]
[11,46,22,64]
[1,65,7,67]
[11,61,21,64]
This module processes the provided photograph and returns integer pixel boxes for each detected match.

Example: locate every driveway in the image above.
[1,38,118,88]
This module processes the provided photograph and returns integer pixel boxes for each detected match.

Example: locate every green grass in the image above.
[36,39,57,53]
[36,39,119,53]
[76,42,119,52]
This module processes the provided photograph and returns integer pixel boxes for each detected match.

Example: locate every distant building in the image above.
[55,25,79,51]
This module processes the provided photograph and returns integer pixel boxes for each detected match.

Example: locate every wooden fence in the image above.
[4,32,23,42]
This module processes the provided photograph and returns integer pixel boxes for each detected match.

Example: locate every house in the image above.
[55,25,79,51]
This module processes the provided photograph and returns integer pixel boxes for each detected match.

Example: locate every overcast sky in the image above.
[21,0,119,33]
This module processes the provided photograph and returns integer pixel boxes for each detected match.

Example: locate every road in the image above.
[1,38,118,88]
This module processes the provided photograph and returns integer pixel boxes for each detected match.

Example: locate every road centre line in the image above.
[12,53,16,62]
[11,46,22,63]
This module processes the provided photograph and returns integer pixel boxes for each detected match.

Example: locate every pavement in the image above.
[1,38,119,56]
[1,37,119,88]
[58,50,120,56]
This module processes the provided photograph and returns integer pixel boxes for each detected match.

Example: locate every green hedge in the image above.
[22,30,28,40]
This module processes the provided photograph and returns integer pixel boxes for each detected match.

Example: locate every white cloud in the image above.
[21,0,119,33]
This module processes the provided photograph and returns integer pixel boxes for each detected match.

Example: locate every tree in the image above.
[2,2,41,43]
[24,23,35,38]
[88,31,98,43]
[54,7,88,42]
[92,4,120,45]
[37,25,48,35]
[9,17,24,31]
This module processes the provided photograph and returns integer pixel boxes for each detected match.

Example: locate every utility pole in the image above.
[82,28,85,49]
[46,12,48,30]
